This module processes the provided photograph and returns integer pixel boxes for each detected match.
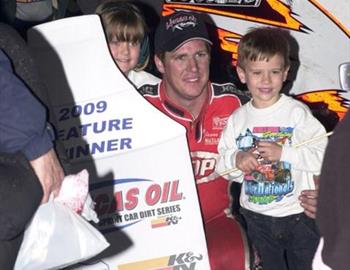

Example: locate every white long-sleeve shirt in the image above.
[128,69,160,89]
[217,94,327,217]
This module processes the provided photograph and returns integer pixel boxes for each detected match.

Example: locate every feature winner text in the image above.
[55,100,133,159]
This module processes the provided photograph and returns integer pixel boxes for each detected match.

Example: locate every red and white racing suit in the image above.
[139,81,250,270]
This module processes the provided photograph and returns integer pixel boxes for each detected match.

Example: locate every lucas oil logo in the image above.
[90,178,184,233]
[118,252,204,270]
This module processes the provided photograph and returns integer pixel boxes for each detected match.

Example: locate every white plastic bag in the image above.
[14,170,109,270]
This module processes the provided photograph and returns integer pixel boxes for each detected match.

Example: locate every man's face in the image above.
[155,39,210,107]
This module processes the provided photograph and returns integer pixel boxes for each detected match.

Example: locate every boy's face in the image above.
[237,54,289,108]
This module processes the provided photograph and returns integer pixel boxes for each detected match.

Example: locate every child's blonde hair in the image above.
[237,26,291,69]
[96,0,150,71]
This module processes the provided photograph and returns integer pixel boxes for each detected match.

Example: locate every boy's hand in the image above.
[236,150,259,174]
[257,141,282,162]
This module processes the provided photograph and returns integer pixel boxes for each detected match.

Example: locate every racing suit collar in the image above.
[158,80,212,122]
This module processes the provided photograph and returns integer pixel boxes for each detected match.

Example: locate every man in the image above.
[0,39,64,268]
[314,109,350,269]
[0,0,54,39]
[139,11,248,269]
[139,11,318,269]
[0,23,64,204]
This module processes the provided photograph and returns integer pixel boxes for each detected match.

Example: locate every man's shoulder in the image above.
[211,82,251,104]
[138,83,160,96]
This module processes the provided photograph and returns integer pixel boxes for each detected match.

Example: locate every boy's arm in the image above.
[216,114,244,181]
[280,106,328,174]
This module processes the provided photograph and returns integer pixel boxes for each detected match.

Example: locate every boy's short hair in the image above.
[237,26,291,69]
[96,0,149,70]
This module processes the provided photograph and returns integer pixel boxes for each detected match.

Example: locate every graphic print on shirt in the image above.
[237,126,294,205]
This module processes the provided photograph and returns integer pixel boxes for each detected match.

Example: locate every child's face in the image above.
[109,40,141,75]
[237,54,289,108]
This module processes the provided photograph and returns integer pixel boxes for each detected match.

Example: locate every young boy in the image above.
[217,27,328,270]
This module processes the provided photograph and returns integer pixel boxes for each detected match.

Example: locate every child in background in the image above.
[217,27,327,270]
[95,0,160,88]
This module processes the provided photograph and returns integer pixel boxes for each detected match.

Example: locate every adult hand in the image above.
[299,175,319,219]
[30,148,64,203]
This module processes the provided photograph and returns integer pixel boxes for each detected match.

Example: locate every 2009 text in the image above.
[58,100,107,121]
